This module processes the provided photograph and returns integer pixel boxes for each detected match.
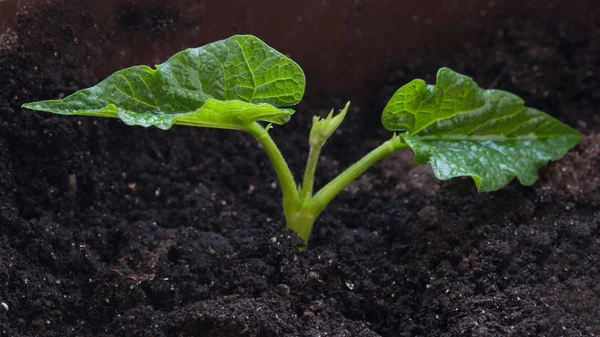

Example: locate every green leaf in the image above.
[22,35,305,130]
[309,101,350,147]
[382,67,582,192]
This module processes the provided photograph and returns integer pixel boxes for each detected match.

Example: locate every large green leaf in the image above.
[382,68,581,191]
[22,35,305,130]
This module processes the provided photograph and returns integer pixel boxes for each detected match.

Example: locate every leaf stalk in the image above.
[311,135,407,217]
[246,109,407,248]
[246,122,299,213]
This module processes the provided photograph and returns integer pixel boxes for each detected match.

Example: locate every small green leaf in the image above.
[382,68,581,191]
[309,101,350,147]
[22,35,305,130]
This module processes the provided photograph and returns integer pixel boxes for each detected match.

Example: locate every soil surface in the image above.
[1,5,599,337]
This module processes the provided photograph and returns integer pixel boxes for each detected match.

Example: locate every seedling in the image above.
[23,35,581,248]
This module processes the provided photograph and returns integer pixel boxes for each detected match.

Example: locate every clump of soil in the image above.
[1,5,598,337]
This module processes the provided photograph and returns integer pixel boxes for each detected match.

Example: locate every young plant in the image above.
[22,35,581,248]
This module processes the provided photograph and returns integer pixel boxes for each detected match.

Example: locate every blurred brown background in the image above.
[0,0,597,100]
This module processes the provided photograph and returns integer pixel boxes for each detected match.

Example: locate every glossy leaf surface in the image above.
[22,35,305,130]
[382,68,581,191]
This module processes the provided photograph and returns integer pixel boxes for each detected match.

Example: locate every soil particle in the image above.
[541,133,600,206]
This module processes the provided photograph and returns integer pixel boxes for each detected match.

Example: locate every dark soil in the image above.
[1,5,599,337]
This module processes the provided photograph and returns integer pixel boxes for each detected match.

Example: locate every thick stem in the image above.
[311,135,407,216]
[285,208,316,247]
[246,122,406,249]
[246,122,298,211]
[299,145,321,199]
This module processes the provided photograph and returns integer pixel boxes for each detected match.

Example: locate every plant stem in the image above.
[246,121,407,249]
[299,145,321,199]
[246,122,298,211]
[311,135,407,216]
[285,208,316,247]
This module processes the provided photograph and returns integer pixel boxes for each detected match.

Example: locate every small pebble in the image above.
[277,284,290,296]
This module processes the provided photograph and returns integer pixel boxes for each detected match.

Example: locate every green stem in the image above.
[245,122,406,249]
[285,209,316,248]
[311,135,407,216]
[299,145,321,199]
[246,122,298,210]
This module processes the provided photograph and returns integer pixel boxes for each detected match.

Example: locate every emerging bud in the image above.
[309,101,350,147]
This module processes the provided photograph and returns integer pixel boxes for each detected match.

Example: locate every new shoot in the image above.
[22,35,581,249]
